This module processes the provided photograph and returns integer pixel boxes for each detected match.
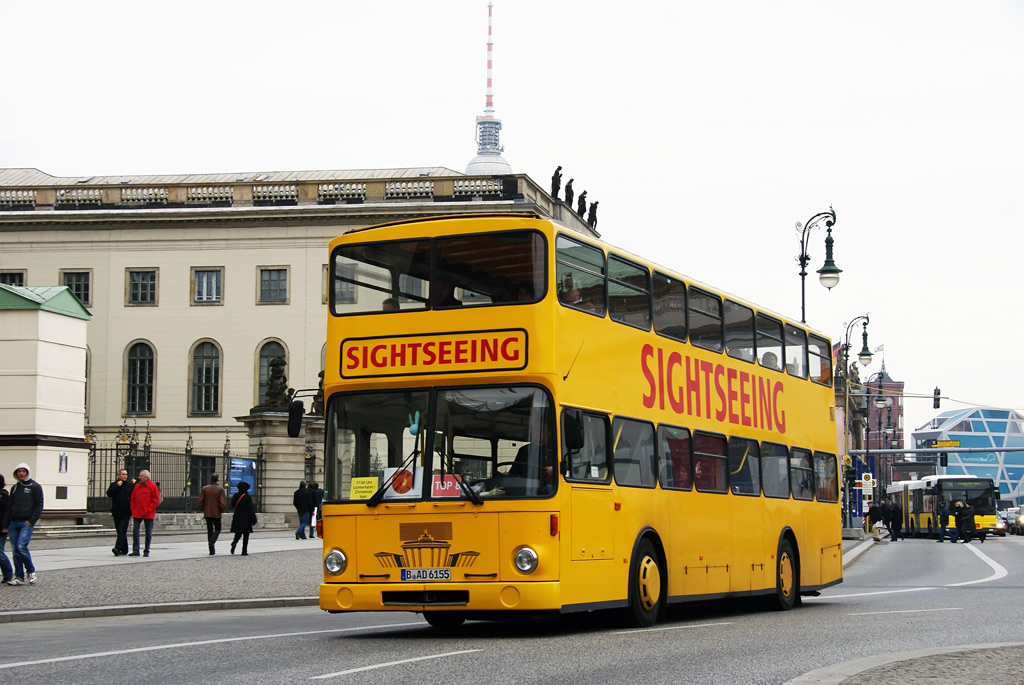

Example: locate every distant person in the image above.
[308,481,324,538]
[229,481,256,555]
[880,499,894,540]
[382,297,400,312]
[129,469,160,557]
[761,351,780,371]
[0,474,13,585]
[293,480,314,540]
[953,501,969,543]
[4,463,43,585]
[198,473,227,555]
[961,503,984,543]
[936,500,957,542]
[106,468,134,556]
[865,500,883,542]
[889,498,904,541]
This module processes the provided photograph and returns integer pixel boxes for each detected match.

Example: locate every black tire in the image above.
[627,539,663,627]
[423,612,466,629]
[770,539,798,611]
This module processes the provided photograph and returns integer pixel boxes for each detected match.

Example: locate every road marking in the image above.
[0,622,421,671]
[310,649,481,679]
[945,543,1008,586]
[612,621,733,635]
[807,586,939,600]
[846,607,962,616]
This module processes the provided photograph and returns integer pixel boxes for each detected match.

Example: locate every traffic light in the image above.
[933,387,941,409]
[939,453,948,467]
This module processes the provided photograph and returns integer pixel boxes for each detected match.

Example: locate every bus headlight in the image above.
[513,546,539,574]
[324,549,347,575]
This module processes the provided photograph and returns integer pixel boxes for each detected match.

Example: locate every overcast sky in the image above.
[4,0,1022,439]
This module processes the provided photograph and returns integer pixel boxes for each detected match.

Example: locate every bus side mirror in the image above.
[562,411,584,451]
[287,400,305,438]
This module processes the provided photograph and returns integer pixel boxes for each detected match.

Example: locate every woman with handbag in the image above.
[229,481,257,556]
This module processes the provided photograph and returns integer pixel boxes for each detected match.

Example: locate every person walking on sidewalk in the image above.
[889,498,904,541]
[308,481,324,538]
[0,474,14,585]
[198,473,227,555]
[865,500,883,541]
[229,481,256,556]
[4,463,44,585]
[293,480,313,540]
[129,469,160,557]
[106,468,134,556]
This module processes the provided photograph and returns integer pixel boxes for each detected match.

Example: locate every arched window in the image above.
[258,340,286,405]
[191,341,221,415]
[126,342,154,415]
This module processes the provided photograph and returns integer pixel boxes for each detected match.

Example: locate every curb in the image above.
[0,596,318,624]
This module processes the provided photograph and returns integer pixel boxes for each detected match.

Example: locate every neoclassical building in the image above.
[0,167,581,450]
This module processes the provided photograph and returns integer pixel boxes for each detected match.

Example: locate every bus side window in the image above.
[563,410,609,482]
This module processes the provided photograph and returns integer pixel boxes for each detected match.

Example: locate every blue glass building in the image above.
[912,407,1024,503]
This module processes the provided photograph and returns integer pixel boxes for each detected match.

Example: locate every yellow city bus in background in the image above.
[887,475,999,538]
[303,213,842,628]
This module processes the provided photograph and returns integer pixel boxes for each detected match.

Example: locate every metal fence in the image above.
[87,441,264,513]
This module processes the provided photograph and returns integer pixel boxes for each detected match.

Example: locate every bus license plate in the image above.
[401,568,451,581]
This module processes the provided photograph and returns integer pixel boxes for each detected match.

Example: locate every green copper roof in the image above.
[0,284,91,320]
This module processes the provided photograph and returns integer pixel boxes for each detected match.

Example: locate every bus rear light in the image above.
[550,514,559,536]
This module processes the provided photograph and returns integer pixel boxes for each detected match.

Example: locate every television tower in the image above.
[465,0,512,174]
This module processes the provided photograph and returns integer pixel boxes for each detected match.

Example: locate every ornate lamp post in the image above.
[796,207,841,323]
[840,314,872,526]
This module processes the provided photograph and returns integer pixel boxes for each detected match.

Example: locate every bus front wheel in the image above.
[770,540,798,611]
[628,539,663,627]
[423,612,466,630]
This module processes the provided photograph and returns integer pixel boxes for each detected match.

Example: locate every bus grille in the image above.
[381,590,469,606]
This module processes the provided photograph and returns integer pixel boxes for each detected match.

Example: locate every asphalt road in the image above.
[2,533,1023,683]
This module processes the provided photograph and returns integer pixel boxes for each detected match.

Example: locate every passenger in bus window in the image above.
[433,278,462,308]
[761,351,780,371]
[382,297,399,312]
[516,283,534,302]
[558,274,580,305]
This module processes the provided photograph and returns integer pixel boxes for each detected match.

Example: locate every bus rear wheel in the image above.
[423,612,466,629]
[628,539,663,627]
[770,540,798,611]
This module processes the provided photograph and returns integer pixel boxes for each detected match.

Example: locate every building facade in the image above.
[912,407,1024,503]
[0,167,580,452]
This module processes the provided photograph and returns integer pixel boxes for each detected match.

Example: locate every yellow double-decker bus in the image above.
[301,213,842,628]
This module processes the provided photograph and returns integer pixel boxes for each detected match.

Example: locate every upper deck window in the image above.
[555,234,606,316]
[331,229,545,315]
[652,271,686,343]
[688,287,723,353]
[607,255,651,330]
[724,300,755,363]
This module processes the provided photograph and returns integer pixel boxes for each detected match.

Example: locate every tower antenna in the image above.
[466,0,512,174]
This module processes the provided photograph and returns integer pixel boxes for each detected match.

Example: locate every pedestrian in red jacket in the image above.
[129,470,160,557]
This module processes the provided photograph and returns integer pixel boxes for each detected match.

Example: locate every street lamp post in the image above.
[796,207,842,323]
[841,315,873,526]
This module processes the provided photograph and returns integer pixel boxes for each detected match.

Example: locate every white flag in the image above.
[874,345,885,353]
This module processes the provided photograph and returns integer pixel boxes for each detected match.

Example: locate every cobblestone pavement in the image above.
[0,530,321,620]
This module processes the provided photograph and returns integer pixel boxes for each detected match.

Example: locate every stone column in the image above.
[236,412,324,526]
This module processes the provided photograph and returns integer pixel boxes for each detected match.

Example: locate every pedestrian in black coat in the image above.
[230,481,257,556]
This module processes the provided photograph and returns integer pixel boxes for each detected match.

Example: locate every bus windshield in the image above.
[331,228,546,314]
[324,386,556,502]
[939,480,996,515]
